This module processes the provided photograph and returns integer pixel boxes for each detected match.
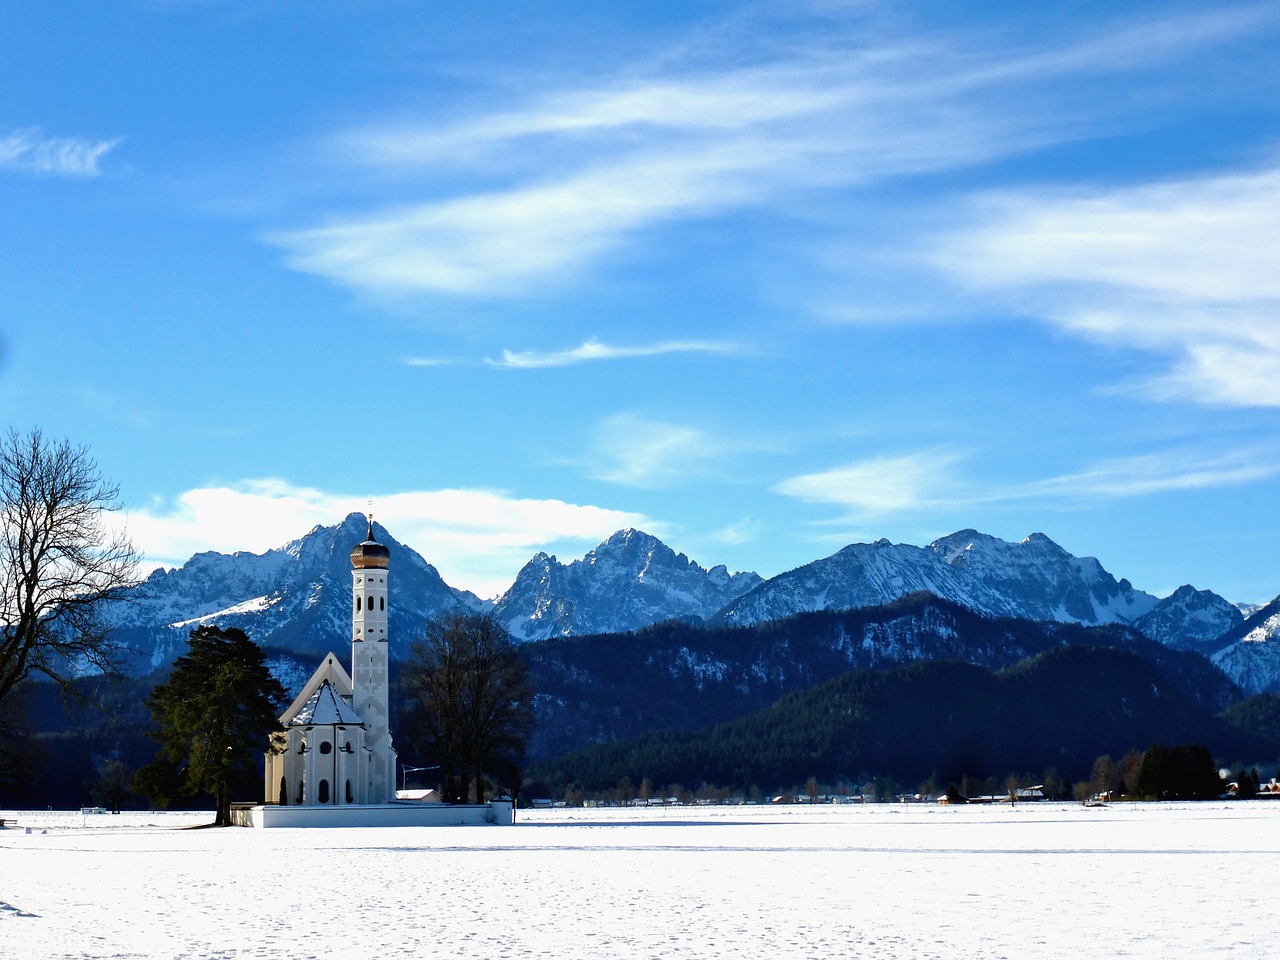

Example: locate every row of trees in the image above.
[1079,743,1226,801]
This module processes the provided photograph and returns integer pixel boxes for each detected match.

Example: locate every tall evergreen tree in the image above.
[137,626,286,826]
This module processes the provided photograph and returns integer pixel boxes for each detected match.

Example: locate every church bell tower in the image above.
[351,515,396,803]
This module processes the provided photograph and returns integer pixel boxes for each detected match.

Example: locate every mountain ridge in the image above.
[102,514,1276,693]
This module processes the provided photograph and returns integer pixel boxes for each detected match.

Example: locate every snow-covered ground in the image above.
[1,801,1273,959]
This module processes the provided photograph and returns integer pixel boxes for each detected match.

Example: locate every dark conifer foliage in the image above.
[522,592,1241,763]
[532,645,1267,797]
[135,626,287,825]
[1220,693,1280,754]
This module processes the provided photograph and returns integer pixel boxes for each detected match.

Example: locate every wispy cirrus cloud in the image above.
[588,413,745,488]
[773,450,968,516]
[490,337,743,369]
[0,127,120,178]
[268,5,1277,300]
[119,478,652,599]
[930,164,1280,408]
[1020,448,1280,501]
[774,444,1280,523]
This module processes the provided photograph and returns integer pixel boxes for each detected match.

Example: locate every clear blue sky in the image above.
[3,0,1278,602]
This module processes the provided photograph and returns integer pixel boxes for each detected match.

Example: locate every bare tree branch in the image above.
[0,428,140,703]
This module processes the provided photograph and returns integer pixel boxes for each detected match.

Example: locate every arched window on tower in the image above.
[318,779,330,804]
[346,780,354,803]
[380,596,385,611]
[356,596,362,612]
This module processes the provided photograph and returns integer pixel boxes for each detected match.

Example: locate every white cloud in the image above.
[1020,448,1280,501]
[402,356,461,368]
[930,164,1280,407]
[0,127,119,178]
[120,479,651,599]
[773,450,966,517]
[589,413,736,488]
[272,145,777,297]
[491,337,742,369]
[774,444,1280,523]
[708,518,761,547]
[268,6,1275,299]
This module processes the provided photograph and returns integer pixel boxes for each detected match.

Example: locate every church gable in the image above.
[279,652,354,726]
[291,679,364,727]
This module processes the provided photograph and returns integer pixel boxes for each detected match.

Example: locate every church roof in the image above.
[289,679,364,727]
[279,652,353,725]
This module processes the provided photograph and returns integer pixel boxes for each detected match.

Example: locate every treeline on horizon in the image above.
[4,602,1280,810]
[526,645,1280,803]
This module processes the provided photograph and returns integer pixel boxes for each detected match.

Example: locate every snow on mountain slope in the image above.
[1135,585,1244,654]
[1210,598,1280,695]
[494,528,763,641]
[104,512,479,669]
[103,514,1260,691]
[715,530,1164,630]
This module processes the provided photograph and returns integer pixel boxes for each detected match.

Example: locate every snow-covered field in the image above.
[1,801,1274,959]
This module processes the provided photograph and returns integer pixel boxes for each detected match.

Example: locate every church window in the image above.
[319,741,332,755]
[346,780,354,804]
[297,740,307,754]
[296,781,304,804]
[356,596,362,612]
[380,596,385,611]
[343,741,354,753]
[318,779,330,804]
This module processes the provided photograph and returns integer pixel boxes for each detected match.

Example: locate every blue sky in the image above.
[3,0,1279,602]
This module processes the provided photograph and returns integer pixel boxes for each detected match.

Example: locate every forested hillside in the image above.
[520,592,1240,762]
[530,645,1276,798]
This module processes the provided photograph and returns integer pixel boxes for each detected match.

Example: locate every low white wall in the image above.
[236,799,514,829]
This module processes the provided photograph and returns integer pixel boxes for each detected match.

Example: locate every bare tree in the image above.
[0,428,139,704]
[399,612,533,804]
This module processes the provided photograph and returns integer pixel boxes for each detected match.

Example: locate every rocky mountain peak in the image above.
[495,530,761,641]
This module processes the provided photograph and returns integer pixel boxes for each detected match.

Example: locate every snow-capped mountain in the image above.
[106,513,480,670]
[105,515,1267,694]
[714,530,1166,629]
[1134,585,1244,654]
[1209,598,1280,695]
[493,528,763,641]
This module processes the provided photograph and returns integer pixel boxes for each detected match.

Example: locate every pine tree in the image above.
[137,626,286,825]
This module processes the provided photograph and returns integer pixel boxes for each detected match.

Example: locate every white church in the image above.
[262,517,397,807]
[240,518,512,828]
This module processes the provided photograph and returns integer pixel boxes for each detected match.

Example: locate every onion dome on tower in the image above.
[350,515,390,569]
